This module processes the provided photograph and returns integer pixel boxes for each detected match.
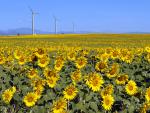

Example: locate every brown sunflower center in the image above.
[98,62,106,69]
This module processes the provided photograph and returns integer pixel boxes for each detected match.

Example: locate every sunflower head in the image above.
[27,69,38,79]
[106,63,119,78]
[71,70,82,84]
[44,68,58,79]
[145,47,150,53]
[116,74,128,85]
[0,55,5,64]
[101,84,114,98]
[54,60,64,71]
[23,92,38,107]
[63,84,78,100]
[145,87,150,102]
[38,55,50,68]
[125,80,138,96]
[95,61,108,72]
[102,95,115,111]
[46,77,59,88]
[52,98,67,113]
[2,89,14,104]
[85,72,104,92]
[18,56,26,65]
[75,57,87,69]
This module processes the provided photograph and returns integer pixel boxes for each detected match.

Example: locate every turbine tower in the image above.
[72,22,75,33]
[53,15,59,34]
[29,7,38,35]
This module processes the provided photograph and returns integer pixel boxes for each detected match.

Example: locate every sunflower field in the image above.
[0,34,150,113]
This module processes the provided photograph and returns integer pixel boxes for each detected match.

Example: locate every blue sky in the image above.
[0,0,150,33]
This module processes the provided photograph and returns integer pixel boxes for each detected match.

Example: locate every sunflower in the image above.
[2,87,16,104]
[75,57,87,69]
[116,74,128,85]
[14,49,22,59]
[27,69,38,79]
[106,63,119,78]
[111,49,120,59]
[124,52,134,64]
[67,51,76,61]
[140,102,150,113]
[125,80,138,96]
[100,53,110,62]
[102,95,115,111]
[23,92,38,107]
[95,61,108,72]
[145,47,150,53]
[10,86,16,94]
[18,56,26,65]
[35,48,45,58]
[145,87,150,102]
[63,84,78,100]
[0,55,5,64]
[70,70,82,84]
[100,84,114,98]
[120,49,128,61]
[43,68,58,79]
[31,78,46,88]
[85,72,104,92]
[146,53,150,63]
[38,55,50,68]
[52,98,67,113]
[54,60,64,71]
[46,77,59,88]
[33,85,44,99]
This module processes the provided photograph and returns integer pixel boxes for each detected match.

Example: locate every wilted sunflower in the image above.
[2,87,16,104]
[85,72,104,92]
[95,61,108,72]
[23,92,38,107]
[52,98,67,113]
[125,80,138,96]
[70,69,82,84]
[116,74,128,85]
[106,63,119,78]
[63,84,78,100]
[102,95,115,111]
[100,84,114,98]
[38,55,50,68]
[145,87,150,102]
[75,57,87,69]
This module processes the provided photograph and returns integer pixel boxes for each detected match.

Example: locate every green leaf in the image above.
[89,102,98,112]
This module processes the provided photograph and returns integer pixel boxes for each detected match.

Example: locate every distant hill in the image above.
[0,28,150,35]
[0,28,49,35]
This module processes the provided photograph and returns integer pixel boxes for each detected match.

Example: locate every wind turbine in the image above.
[29,7,38,35]
[53,15,59,34]
[72,22,75,33]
